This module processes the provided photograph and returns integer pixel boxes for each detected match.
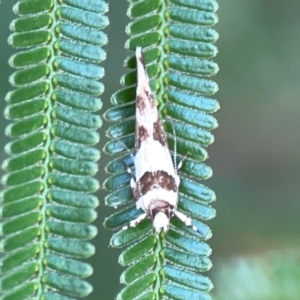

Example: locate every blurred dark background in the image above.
[1,1,300,299]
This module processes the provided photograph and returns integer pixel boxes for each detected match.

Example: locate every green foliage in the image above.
[103,0,219,299]
[212,250,300,300]
[1,0,108,299]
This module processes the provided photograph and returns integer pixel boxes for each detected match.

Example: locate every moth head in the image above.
[153,211,170,233]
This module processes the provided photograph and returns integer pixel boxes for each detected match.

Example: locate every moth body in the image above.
[123,47,200,234]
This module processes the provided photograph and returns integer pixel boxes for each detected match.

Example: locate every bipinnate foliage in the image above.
[103,0,219,299]
[1,0,108,299]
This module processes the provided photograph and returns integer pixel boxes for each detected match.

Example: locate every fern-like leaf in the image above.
[1,0,108,299]
[103,0,219,299]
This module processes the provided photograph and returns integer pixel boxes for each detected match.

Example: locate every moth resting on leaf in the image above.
[123,47,201,234]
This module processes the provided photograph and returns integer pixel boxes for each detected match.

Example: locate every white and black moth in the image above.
[123,47,201,234]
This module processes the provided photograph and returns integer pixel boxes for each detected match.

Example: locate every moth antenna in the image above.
[165,118,178,174]
[116,140,135,164]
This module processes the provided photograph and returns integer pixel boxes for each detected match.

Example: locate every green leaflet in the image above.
[103,0,219,299]
[1,0,108,299]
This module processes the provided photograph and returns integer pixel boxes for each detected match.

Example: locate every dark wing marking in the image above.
[135,124,149,150]
[138,170,177,195]
[153,119,167,147]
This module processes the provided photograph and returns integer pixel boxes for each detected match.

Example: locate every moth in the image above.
[123,47,201,234]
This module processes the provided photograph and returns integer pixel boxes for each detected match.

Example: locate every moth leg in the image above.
[130,177,140,200]
[177,152,189,170]
[174,210,203,235]
[122,213,148,230]
[174,153,189,187]
[121,160,140,200]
